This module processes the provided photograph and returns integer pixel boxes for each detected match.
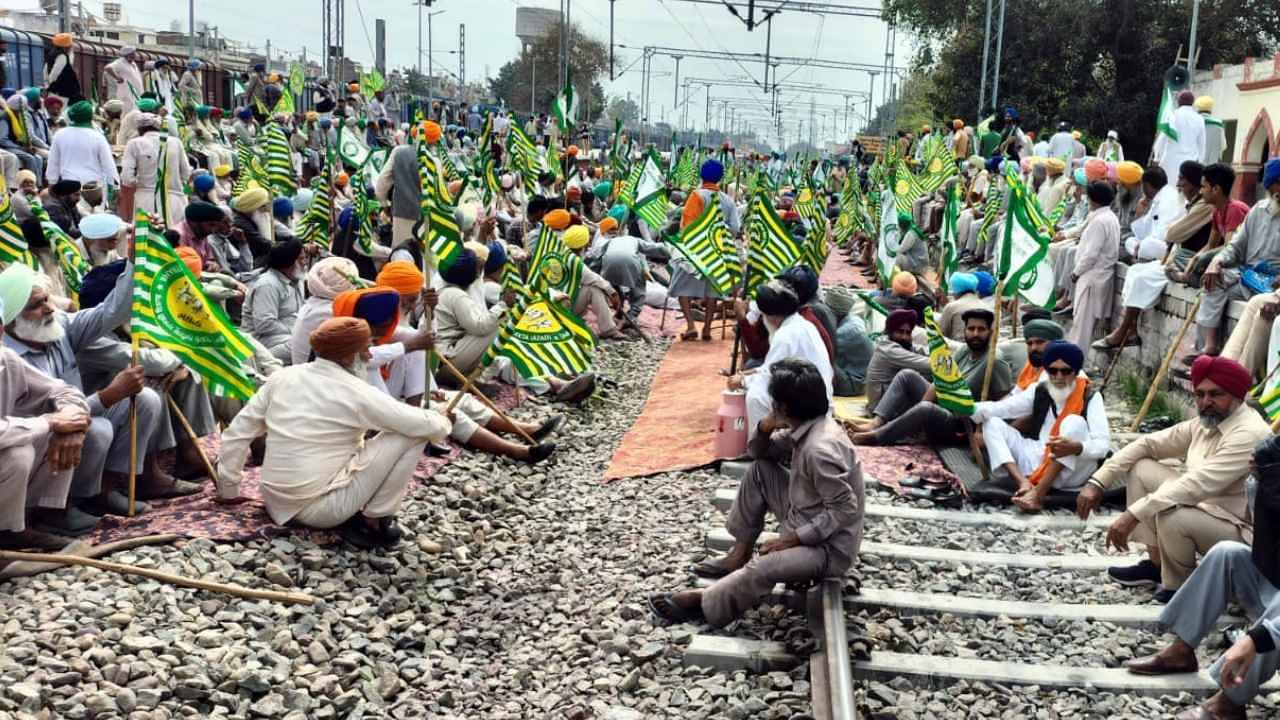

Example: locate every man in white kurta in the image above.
[1153,91,1205,189]
[730,280,833,439]
[215,317,451,545]
[103,48,143,115]
[120,120,191,229]
[1066,182,1121,360]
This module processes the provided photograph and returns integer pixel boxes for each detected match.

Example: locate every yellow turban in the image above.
[1045,158,1066,174]
[1194,95,1215,112]
[233,187,270,212]
[375,260,425,297]
[563,225,590,250]
[1116,161,1144,186]
[213,164,232,178]
[1071,130,1081,140]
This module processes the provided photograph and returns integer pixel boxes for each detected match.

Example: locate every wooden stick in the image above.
[435,354,537,444]
[1129,294,1202,432]
[420,306,435,411]
[1,534,180,580]
[980,280,1006,401]
[0,550,317,605]
[1099,322,1135,389]
[166,395,216,482]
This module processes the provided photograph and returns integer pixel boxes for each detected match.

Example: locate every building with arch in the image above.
[1191,53,1280,203]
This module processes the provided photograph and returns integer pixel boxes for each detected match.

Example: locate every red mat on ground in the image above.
[85,383,526,545]
[603,336,735,481]
[853,444,959,486]
[820,249,876,289]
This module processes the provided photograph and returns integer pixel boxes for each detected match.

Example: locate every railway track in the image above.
[678,459,1280,718]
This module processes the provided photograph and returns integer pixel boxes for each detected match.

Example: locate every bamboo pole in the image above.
[166,395,216,482]
[435,353,537,445]
[980,280,1006,401]
[0,550,317,605]
[1129,294,1202,432]
[128,219,140,516]
[0,534,179,580]
[1099,322,1135,389]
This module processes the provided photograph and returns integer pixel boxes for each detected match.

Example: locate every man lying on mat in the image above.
[649,358,864,627]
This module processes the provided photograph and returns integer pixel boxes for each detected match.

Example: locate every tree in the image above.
[881,0,1280,160]
[605,96,640,126]
[488,23,609,122]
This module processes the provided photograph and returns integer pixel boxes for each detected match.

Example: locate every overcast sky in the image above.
[16,0,901,142]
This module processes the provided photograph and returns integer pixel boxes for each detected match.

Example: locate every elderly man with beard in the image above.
[243,240,305,365]
[851,308,1012,446]
[0,260,192,530]
[970,341,1110,513]
[215,317,452,548]
[1121,434,1280,720]
[726,280,833,440]
[230,187,275,267]
[1079,356,1270,603]
[76,214,125,267]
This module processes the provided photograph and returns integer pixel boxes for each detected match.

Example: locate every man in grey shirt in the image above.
[243,240,305,365]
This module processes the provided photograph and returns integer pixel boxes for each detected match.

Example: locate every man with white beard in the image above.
[242,240,305,365]
[214,317,453,548]
[0,261,198,531]
[970,340,1111,513]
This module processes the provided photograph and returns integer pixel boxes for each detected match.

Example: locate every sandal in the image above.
[681,330,699,341]
[648,593,705,624]
[691,558,739,579]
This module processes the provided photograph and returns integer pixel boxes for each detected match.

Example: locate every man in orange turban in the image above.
[215,316,452,548]
[376,259,431,323]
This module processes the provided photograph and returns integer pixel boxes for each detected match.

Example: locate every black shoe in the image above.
[531,414,565,442]
[377,517,403,546]
[523,442,556,465]
[338,517,385,550]
[77,491,151,518]
[32,506,102,537]
[1108,559,1161,588]
[1153,586,1176,604]
[425,442,453,458]
[555,373,596,404]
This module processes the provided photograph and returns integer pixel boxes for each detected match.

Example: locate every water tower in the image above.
[515,6,559,48]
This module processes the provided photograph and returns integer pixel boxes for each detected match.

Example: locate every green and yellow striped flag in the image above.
[296,175,333,249]
[417,147,462,269]
[892,158,926,215]
[746,189,804,294]
[923,306,974,416]
[0,174,35,270]
[533,249,585,305]
[480,295,596,379]
[352,170,380,258]
[30,199,90,297]
[262,121,296,197]
[527,224,566,295]
[918,135,957,194]
[130,213,257,400]
[665,198,739,296]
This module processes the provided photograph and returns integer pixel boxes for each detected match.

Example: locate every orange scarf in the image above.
[1027,377,1089,486]
[1016,361,1042,390]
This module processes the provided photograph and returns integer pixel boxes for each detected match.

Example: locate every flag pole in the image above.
[980,279,1005,401]
[166,394,217,482]
[436,353,537,445]
[128,220,140,517]
[1129,294,1201,432]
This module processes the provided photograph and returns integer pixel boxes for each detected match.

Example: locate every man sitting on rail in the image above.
[970,340,1110,513]
[1121,433,1280,720]
[649,358,864,627]
[1078,355,1270,602]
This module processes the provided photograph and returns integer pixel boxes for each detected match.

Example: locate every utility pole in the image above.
[427,9,443,114]
[459,24,465,89]
[978,0,993,118]
[188,0,195,62]
[991,0,1006,112]
[672,55,682,111]
[609,0,616,80]
[1187,0,1201,72]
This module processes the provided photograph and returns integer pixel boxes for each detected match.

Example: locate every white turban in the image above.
[120,46,137,57]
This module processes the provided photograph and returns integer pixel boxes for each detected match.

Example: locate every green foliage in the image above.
[487,23,609,120]
[880,0,1280,161]
[1118,367,1184,423]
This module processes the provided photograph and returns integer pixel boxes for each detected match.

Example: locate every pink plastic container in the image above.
[715,389,749,459]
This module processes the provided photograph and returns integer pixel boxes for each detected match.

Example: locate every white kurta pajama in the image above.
[121,133,191,228]
[1066,207,1120,359]
[744,313,834,438]
[974,381,1111,490]
[1152,105,1205,190]
[215,359,451,528]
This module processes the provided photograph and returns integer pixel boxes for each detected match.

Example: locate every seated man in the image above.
[1079,355,1269,602]
[861,308,931,413]
[851,308,1012,445]
[938,272,989,341]
[1186,160,1280,362]
[562,224,625,340]
[595,216,665,336]
[0,301,93,550]
[76,213,125,267]
[823,287,873,397]
[1121,433,1280,720]
[1160,160,1213,272]
[1094,236,1169,350]
[243,239,305,365]
[1011,318,1065,394]
[1212,160,1280,376]
[727,280,833,438]
[649,358,864,626]
[215,317,452,549]
[972,341,1110,512]
[435,247,595,403]
[894,210,930,277]
[332,286,560,464]
[2,260,195,530]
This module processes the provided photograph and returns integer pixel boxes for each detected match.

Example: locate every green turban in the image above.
[897,210,913,226]
[608,204,630,225]
[23,87,41,103]
[1023,319,1065,341]
[195,104,211,119]
[66,100,94,125]
[593,181,613,200]
[136,98,159,113]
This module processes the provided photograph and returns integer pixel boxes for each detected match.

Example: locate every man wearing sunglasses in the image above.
[969,340,1111,513]
[1080,354,1270,603]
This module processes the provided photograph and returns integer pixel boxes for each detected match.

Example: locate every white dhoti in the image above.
[982,414,1094,490]
[1120,260,1169,310]
[291,431,425,528]
[133,186,189,229]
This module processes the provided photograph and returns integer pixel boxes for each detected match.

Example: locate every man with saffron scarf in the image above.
[1010,319,1065,395]
[971,340,1110,513]
[1081,355,1270,602]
